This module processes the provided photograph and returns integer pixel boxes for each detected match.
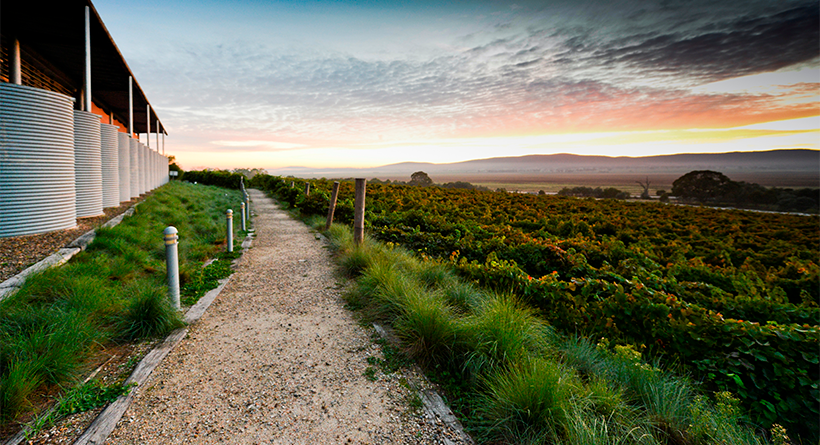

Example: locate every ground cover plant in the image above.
[0,181,244,430]
[252,174,819,443]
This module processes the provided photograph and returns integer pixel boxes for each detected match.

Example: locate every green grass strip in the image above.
[0,181,244,424]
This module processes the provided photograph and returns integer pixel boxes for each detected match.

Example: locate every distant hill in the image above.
[270,149,820,189]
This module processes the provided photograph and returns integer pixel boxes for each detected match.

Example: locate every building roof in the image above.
[1,0,166,135]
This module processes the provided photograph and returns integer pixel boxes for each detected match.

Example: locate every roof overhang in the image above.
[1,0,167,135]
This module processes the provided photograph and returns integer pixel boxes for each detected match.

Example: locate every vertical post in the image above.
[156,120,159,149]
[354,178,366,245]
[226,209,233,252]
[146,105,151,148]
[240,202,246,232]
[304,182,310,196]
[290,181,295,189]
[162,132,165,155]
[84,6,92,112]
[164,226,180,310]
[325,181,340,230]
[11,38,21,85]
[245,193,250,219]
[128,76,133,137]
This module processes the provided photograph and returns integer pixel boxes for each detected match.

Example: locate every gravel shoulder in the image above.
[105,189,470,445]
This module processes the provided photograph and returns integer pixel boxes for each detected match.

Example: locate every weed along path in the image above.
[104,189,469,445]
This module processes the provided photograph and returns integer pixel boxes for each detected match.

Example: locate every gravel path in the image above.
[106,189,470,445]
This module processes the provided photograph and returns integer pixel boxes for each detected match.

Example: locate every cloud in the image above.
[211,140,307,150]
[131,0,818,148]
[576,2,820,84]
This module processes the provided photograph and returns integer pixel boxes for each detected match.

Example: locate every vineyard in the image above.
[248,174,819,442]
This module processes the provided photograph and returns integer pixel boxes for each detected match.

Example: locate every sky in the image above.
[92,0,820,171]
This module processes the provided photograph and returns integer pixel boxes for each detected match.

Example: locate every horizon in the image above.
[259,147,820,173]
[93,0,819,171]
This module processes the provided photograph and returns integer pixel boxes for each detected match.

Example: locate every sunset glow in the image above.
[94,0,819,171]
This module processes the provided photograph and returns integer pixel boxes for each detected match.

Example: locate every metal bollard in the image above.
[240,202,246,231]
[245,193,250,219]
[226,209,233,252]
[164,226,180,310]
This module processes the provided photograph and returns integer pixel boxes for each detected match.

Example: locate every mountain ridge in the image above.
[271,149,819,177]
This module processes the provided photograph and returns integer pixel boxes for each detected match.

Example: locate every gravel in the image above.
[105,189,473,444]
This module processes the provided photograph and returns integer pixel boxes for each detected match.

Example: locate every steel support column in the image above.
[11,38,21,85]
[128,76,133,136]
[83,6,92,112]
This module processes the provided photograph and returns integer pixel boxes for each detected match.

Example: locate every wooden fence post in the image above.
[326,181,340,231]
[354,178,366,245]
[304,182,310,196]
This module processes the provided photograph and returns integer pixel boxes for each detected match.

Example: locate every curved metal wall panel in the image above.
[139,143,147,194]
[153,151,159,189]
[0,83,77,237]
[100,123,119,208]
[147,149,154,191]
[129,138,140,198]
[117,133,131,202]
[74,110,103,218]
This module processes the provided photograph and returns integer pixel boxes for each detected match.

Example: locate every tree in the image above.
[231,168,266,179]
[671,170,734,203]
[636,177,651,199]
[409,171,433,187]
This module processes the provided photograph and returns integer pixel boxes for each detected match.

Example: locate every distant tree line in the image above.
[369,171,491,191]
[672,170,819,213]
[557,186,631,199]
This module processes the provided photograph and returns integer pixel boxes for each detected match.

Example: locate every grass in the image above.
[0,181,244,425]
[323,222,772,445]
[23,380,133,440]
[478,357,578,443]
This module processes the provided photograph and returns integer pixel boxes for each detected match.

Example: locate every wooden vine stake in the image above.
[304,182,310,196]
[326,181,340,231]
[353,178,366,245]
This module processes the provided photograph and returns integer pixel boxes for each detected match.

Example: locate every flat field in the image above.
[427,171,820,194]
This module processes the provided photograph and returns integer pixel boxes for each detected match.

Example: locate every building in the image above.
[1,0,169,237]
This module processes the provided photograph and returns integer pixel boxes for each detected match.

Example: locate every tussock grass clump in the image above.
[394,289,460,366]
[413,262,455,289]
[462,293,552,376]
[439,279,484,313]
[114,284,184,341]
[479,357,579,444]
[0,306,100,420]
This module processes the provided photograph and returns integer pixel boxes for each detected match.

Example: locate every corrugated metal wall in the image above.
[117,132,130,202]
[129,138,140,199]
[139,142,147,195]
[0,83,77,237]
[100,123,119,208]
[74,110,103,218]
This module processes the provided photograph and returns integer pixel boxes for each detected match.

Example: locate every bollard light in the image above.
[164,226,180,310]
[241,202,246,232]
[226,209,233,252]
[245,193,250,220]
